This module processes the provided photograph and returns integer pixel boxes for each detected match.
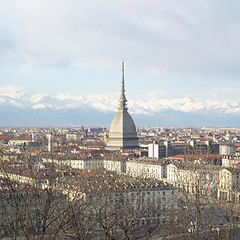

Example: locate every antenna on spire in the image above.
[122,61,125,96]
[119,61,127,110]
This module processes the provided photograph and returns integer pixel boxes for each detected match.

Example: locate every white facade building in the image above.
[218,168,240,202]
[126,159,167,180]
[66,133,80,141]
[148,141,170,159]
[42,158,126,174]
[148,142,159,159]
[222,155,240,167]
[167,163,218,195]
[219,144,236,156]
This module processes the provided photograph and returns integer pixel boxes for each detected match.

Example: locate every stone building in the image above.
[106,62,139,150]
[218,168,240,202]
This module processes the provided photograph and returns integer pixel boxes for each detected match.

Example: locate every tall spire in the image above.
[119,61,127,110]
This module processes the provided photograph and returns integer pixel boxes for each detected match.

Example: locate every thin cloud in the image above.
[19,63,33,72]
[212,88,240,93]
[0,0,240,77]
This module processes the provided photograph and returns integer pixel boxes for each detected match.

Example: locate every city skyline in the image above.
[1,1,240,127]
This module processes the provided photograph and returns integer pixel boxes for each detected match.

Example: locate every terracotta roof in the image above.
[0,136,12,140]
[172,154,221,159]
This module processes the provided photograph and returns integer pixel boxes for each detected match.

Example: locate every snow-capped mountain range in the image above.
[1,85,240,127]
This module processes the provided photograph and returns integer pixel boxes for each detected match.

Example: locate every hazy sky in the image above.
[1,0,240,102]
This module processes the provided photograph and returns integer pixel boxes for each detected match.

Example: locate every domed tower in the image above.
[106,62,139,150]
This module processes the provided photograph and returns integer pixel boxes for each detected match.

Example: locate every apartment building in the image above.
[126,158,167,180]
[218,168,240,202]
[167,162,218,196]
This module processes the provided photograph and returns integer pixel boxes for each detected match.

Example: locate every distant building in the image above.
[66,133,80,141]
[171,141,189,156]
[148,140,219,158]
[219,143,236,156]
[106,62,139,150]
[171,140,219,156]
[148,140,170,159]
[8,137,32,146]
[46,132,53,152]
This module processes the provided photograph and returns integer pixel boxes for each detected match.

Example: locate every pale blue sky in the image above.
[1,0,240,102]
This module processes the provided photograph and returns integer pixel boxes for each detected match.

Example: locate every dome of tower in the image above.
[109,110,137,137]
